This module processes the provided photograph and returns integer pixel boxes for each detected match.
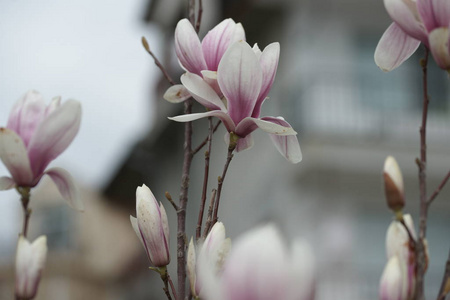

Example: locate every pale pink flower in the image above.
[0,90,82,210]
[15,235,47,300]
[379,256,407,300]
[169,41,302,163]
[164,18,245,103]
[198,224,315,300]
[130,184,170,267]
[375,0,450,71]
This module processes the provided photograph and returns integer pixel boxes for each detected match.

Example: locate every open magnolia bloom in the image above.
[164,18,245,103]
[197,224,315,300]
[375,0,450,71]
[0,90,82,210]
[169,41,302,163]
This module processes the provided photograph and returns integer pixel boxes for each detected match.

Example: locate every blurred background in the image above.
[0,0,449,299]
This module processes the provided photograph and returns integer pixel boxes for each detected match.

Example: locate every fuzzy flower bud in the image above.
[383,156,405,212]
[130,184,170,267]
[15,235,48,300]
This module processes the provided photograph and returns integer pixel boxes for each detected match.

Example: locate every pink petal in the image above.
[7,90,46,147]
[0,128,33,186]
[384,0,428,42]
[235,134,254,152]
[163,84,191,103]
[181,72,226,110]
[44,96,62,117]
[261,117,302,164]
[0,176,15,190]
[235,117,297,138]
[175,19,207,76]
[417,0,450,31]
[169,111,235,132]
[28,100,81,177]
[202,19,244,71]
[252,42,280,118]
[375,23,421,71]
[218,41,262,125]
[428,27,450,70]
[45,167,83,211]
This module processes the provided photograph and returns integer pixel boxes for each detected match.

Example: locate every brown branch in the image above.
[142,37,176,86]
[195,0,203,33]
[165,191,180,211]
[192,121,221,155]
[203,189,217,238]
[196,117,214,241]
[427,169,450,206]
[17,187,31,237]
[212,144,236,226]
[415,47,430,300]
[437,249,450,300]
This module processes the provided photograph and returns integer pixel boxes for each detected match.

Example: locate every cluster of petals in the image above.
[15,235,47,300]
[379,214,417,300]
[130,184,170,267]
[187,222,231,298]
[375,0,450,71]
[164,18,245,103]
[169,39,302,163]
[197,224,315,300]
[0,90,82,210]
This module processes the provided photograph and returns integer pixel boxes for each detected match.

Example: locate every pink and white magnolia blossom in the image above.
[169,41,302,163]
[375,0,450,71]
[0,90,82,210]
[198,224,315,300]
[164,18,245,103]
[379,256,406,300]
[130,184,170,267]
[187,222,231,298]
[15,235,47,300]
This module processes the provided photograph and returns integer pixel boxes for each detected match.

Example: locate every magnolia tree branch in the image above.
[437,249,450,300]
[192,120,221,155]
[17,187,31,237]
[427,169,450,206]
[141,37,176,86]
[195,0,203,33]
[415,48,430,300]
[203,189,217,239]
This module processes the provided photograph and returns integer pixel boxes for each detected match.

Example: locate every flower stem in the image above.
[17,186,31,238]
[436,249,450,300]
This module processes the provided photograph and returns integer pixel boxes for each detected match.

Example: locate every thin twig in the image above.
[167,272,178,300]
[212,144,236,226]
[192,120,221,155]
[399,218,417,249]
[437,249,450,300]
[188,0,196,26]
[165,191,180,211]
[196,117,214,241]
[427,169,450,206]
[159,267,174,300]
[416,47,430,300]
[195,0,203,33]
[17,187,31,237]
[142,37,176,85]
[203,189,217,238]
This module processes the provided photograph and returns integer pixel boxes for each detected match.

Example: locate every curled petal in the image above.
[175,19,207,75]
[261,117,302,164]
[45,167,83,211]
[417,0,450,32]
[253,42,280,117]
[227,133,254,152]
[163,84,191,103]
[0,128,33,186]
[201,70,222,97]
[375,23,421,71]
[218,41,262,125]
[28,100,81,177]
[45,96,62,117]
[181,72,226,110]
[428,27,450,70]
[169,111,235,133]
[0,176,15,190]
[384,0,428,42]
[235,117,297,138]
[202,19,241,71]
[187,238,198,297]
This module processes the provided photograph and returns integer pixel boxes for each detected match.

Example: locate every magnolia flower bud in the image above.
[379,256,406,300]
[383,156,405,212]
[130,184,170,267]
[15,235,48,300]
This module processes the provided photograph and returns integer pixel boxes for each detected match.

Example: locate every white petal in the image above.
[429,27,450,70]
[235,117,297,137]
[375,23,421,71]
[181,72,226,110]
[45,167,83,211]
[0,176,15,190]
[169,111,235,133]
[175,19,207,75]
[0,128,33,186]
[163,84,191,103]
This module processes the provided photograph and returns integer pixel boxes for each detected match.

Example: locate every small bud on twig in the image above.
[383,156,405,212]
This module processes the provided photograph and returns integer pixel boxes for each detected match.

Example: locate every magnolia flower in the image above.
[385,214,416,300]
[130,184,170,267]
[187,222,231,298]
[164,18,245,103]
[15,235,48,300]
[379,256,406,300]
[0,90,82,210]
[375,0,450,71]
[169,41,302,163]
[383,156,405,211]
[198,224,315,300]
